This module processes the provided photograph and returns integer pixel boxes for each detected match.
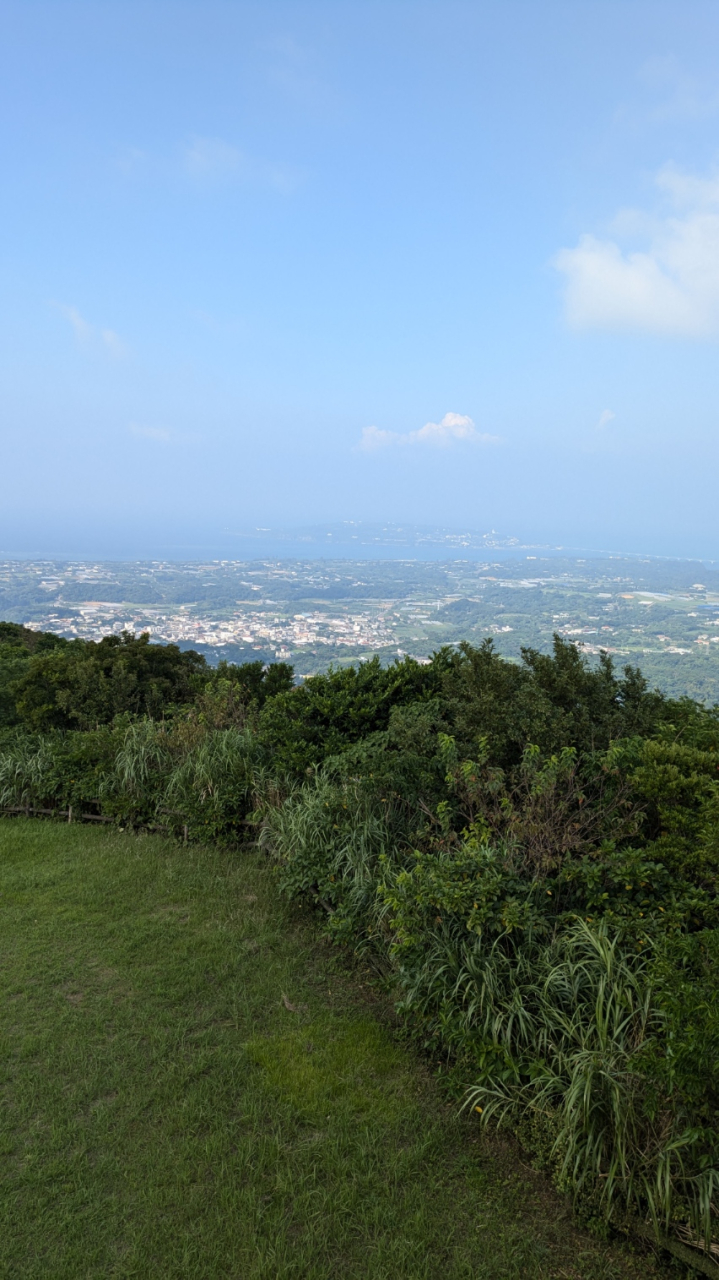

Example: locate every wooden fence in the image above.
[0,805,183,838]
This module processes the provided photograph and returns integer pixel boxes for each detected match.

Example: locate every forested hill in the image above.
[1,622,718,1269]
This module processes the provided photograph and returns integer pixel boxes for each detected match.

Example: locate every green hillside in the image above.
[1,627,718,1273]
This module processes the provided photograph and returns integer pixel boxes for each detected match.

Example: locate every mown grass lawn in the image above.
[0,820,664,1279]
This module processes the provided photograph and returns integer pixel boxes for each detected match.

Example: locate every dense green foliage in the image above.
[0,622,65,728]
[1,624,718,1266]
[0,623,293,732]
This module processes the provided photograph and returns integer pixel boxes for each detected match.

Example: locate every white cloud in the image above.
[359,425,396,450]
[596,409,616,430]
[53,303,127,355]
[554,167,719,337]
[407,412,480,445]
[129,423,171,443]
[359,412,499,452]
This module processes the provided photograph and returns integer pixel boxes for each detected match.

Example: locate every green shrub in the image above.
[164,726,263,844]
[259,773,398,946]
[12,632,206,730]
[258,653,448,776]
[379,839,719,1247]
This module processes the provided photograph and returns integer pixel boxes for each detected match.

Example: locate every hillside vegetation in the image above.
[1,621,718,1271]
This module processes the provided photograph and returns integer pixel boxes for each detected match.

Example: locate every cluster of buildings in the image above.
[24,603,396,658]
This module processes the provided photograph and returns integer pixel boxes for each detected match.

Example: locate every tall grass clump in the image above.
[0,717,266,841]
[379,835,719,1253]
[466,920,719,1246]
[102,719,174,823]
[164,726,262,843]
[259,772,402,946]
[0,734,58,809]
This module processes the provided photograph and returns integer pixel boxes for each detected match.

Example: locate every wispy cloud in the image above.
[101,328,126,357]
[129,423,171,443]
[54,303,92,343]
[116,135,300,194]
[262,34,335,112]
[184,136,246,179]
[53,303,127,356]
[116,146,150,178]
[359,426,396,451]
[182,135,298,192]
[620,57,719,126]
[596,409,616,430]
[554,167,719,337]
[358,412,499,452]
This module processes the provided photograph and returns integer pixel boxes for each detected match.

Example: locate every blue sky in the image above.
[3,1,719,559]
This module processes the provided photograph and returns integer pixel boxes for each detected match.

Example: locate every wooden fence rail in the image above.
[0,806,173,835]
[1,805,114,823]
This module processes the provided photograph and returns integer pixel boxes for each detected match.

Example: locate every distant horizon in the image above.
[2,521,718,568]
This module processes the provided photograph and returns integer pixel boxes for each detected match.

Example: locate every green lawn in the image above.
[0,820,663,1279]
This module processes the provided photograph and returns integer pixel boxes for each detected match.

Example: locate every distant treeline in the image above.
[1,620,718,1269]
